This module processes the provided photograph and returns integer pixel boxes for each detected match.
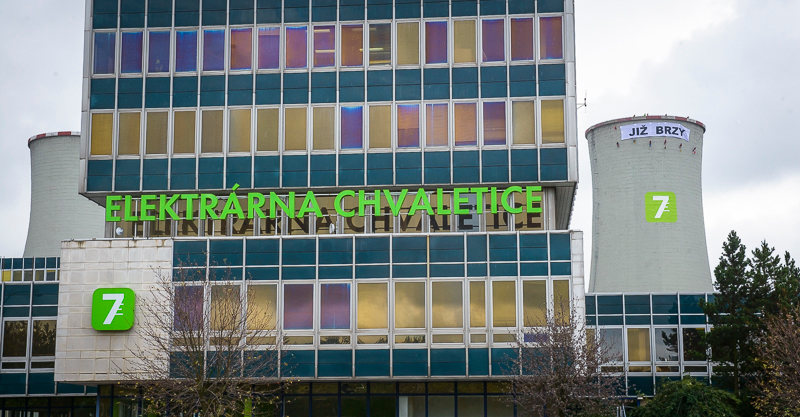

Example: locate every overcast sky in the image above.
[0,0,798,279]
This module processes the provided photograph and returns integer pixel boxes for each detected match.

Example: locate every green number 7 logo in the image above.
[92,288,135,331]
[645,192,677,223]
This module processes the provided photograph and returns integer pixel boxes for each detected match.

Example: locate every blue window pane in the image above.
[121,32,143,73]
[94,32,116,74]
[175,30,198,72]
[149,31,171,73]
[203,29,225,71]
[341,106,364,149]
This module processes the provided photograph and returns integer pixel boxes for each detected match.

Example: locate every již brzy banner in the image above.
[620,122,690,142]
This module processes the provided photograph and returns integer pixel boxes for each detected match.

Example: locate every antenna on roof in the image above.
[577,90,587,111]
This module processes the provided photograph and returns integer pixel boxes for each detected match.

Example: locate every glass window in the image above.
[682,328,707,361]
[258,27,280,69]
[341,106,364,149]
[481,19,504,62]
[453,20,476,64]
[284,284,314,330]
[321,284,351,330]
[430,192,452,233]
[553,280,570,305]
[313,25,335,67]
[173,110,196,154]
[540,17,563,60]
[599,328,623,361]
[432,282,463,328]
[210,285,240,331]
[90,113,113,156]
[313,107,335,150]
[541,100,565,144]
[286,26,308,69]
[469,281,486,328]
[627,328,651,362]
[483,102,506,146]
[397,104,420,148]
[454,103,477,146]
[492,281,516,327]
[93,32,115,74]
[257,108,279,151]
[487,396,513,417]
[284,107,307,151]
[341,24,364,67]
[230,28,253,70]
[398,191,423,233]
[3,321,28,357]
[458,397,483,417]
[149,31,170,73]
[654,328,679,361]
[201,110,223,153]
[176,30,198,72]
[522,281,546,327]
[512,101,535,145]
[425,21,448,64]
[118,112,141,156]
[396,22,420,66]
[121,32,143,73]
[510,18,533,61]
[429,397,454,416]
[369,23,391,65]
[248,284,277,330]
[145,111,168,155]
[31,320,56,357]
[395,282,425,328]
[368,105,391,149]
[316,196,338,235]
[357,283,387,329]
[425,103,448,147]
[229,109,251,153]
[203,29,225,71]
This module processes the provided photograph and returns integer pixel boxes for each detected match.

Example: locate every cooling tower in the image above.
[23,132,105,257]
[585,116,713,293]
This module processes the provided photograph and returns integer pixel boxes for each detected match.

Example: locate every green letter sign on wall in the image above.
[91,288,135,331]
[645,192,677,223]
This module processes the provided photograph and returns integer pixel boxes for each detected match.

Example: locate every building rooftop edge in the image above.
[585,115,706,138]
[27,131,80,148]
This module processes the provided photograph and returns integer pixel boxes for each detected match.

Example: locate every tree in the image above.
[630,378,739,417]
[508,298,623,417]
[753,305,800,416]
[119,267,285,417]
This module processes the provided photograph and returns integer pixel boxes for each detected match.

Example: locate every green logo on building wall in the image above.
[645,192,677,223]
[92,288,135,331]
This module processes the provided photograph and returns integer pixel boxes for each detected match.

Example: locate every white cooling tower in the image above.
[24,132,105,257]
[585,116,713,293]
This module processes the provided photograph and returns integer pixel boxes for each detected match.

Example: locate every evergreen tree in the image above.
[772,251,800,310]
[631,378,739,417]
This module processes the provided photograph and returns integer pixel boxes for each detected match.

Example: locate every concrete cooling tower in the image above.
[24,132,105,257]
[585,116,713,293]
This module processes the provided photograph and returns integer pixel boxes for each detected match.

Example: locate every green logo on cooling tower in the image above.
[645,192,677,223]
[92,288,135,331]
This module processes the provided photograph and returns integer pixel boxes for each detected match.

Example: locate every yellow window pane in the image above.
[118,112,141,155]
[201,110,223,153]
[228,109,251,153]
[357,283,387,329]
[173,110,196,154]
[453,20,476,64]
[553,279,570,325]
[432,282,463,328]
[341,24,364,67]
[247,284,277,330]
[512,101,535,145]
[210,285,240,331]
[454,103,477,146]
[492,281,516,327]
[627,328,651,362]
[369,105,391,149]
[145,112,168,155]
[541,100,565,144]
[284,107,307,151]
[396,22,420,65]
[369,23,391,65]
[313,107,335,150]
[469,281,486,328]
[426,103,448,147]
[90,113,113,156]
[256,108,279,151]
[522,281,546,327]
[395,282,425,328]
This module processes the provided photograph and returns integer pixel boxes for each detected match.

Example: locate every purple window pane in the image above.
[314,25,336,67]
[320,284,351,329]
[203,29,225,71]
[540,17,564,60]
[174,286,203,331]
[341,106,364,149]
[286,26,308,69]
[425,21,447,64]
[284,284,313,330]
[121,32,143,73]
[149,31,171,73]
[258,27,280,69]
[483,102,507,145]
[397,104,420,148]
[176,31,198,72]
[230,28,253,70]
[482,19,505,62]
[93,32,116,74]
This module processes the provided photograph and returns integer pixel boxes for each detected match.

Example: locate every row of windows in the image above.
[0,258,60,283]
[93,17,563,75]
[0,397,96,416]
[1,320,56,366]
[592,326,710,375]
[89,99,564,157]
